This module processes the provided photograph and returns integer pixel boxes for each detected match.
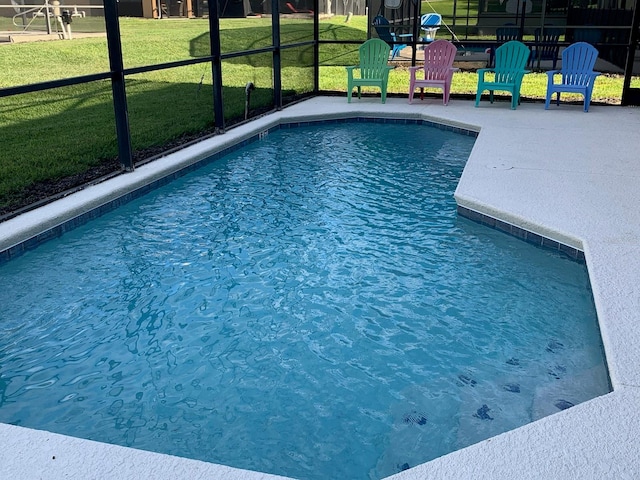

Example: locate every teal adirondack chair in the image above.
[545,42,601,112]
[346,39,393,103]
[475,40,530,110]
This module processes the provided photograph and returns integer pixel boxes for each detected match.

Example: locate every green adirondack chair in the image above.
[346,38,393,103]
[475,40,530,110]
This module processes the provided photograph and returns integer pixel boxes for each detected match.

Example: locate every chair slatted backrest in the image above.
[373,15,395,46]
[489,25,521,67]
[573,28,602,46]
[494,40,530,83]
[359,38,391,79]
[422,39,457,81]
[534,27,562,60]
[560,42,599,87]
[496,26,521,43]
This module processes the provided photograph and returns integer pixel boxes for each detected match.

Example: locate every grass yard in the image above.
[0,12,637,215]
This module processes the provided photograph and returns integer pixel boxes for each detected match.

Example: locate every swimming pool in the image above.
[0,120,609,479]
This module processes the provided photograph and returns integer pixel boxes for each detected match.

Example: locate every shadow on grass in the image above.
[0,79,280,216]
[189,23,316,58]
[188,22,363,67]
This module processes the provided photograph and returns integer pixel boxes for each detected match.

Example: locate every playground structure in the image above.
[1,1,103,40]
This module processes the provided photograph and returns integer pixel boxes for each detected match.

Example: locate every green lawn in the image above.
[0,14,637,214]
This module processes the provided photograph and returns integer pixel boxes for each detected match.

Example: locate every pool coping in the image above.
[2,97,640,479]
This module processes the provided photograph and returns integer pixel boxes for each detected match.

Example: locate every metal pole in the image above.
[466,0,470,40]
[103,0,134,171]
[622,0,640,105]
[519,0,526,41]
[452,0,457,41]
[537,0,548,70]
[313,0,319,93]
[208,0,225,132]
[411,0,419,65]
[271,0,282,110]
[44,0,52,35]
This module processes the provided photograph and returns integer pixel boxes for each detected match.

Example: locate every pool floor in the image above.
[0,120,610,479]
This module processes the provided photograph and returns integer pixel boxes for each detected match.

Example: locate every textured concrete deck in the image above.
[1,96,639,479]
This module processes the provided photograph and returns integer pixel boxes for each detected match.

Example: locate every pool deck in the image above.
[1,96,640,479]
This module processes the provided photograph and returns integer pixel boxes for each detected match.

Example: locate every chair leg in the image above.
[443,85,449,105]
[420,88,424,101]
[512,88,520,109]
[584,87,593,112]
[475,90,482,107]
[357,86,361,100]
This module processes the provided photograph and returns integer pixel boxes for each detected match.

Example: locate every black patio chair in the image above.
[489,25,521,67]
[529,27,563,70]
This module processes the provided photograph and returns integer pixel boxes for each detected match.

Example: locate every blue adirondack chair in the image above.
[372,15,408,61]
[346,38,393,103]
[475,40,530,110]
[545,42,601,112]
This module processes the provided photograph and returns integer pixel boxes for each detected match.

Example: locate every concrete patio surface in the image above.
[1,96,639,479]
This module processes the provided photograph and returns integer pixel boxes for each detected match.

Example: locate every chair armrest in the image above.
[408,66,421,73]
[476,68,493,80]
[445,68,459,81]
[546,69,561,83]
[588,72,601,85]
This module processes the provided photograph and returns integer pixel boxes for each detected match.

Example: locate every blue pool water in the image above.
[0,122,609,479]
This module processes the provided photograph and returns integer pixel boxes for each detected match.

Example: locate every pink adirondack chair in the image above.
[408,39,459,105]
